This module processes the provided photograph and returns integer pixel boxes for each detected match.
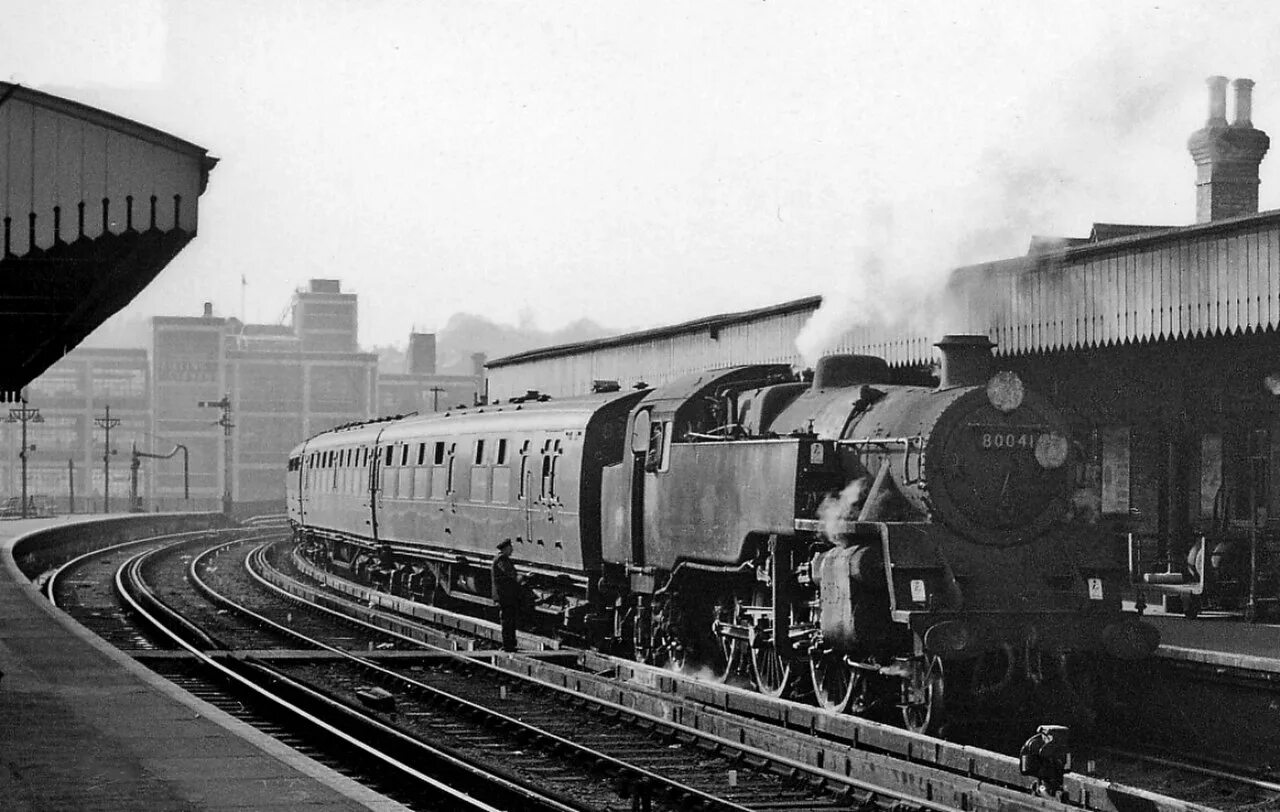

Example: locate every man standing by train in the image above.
[492,539,520,652]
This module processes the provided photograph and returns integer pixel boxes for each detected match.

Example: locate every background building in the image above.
[152,280,377,513]
[1,279,486,515]
[377,333,486,416]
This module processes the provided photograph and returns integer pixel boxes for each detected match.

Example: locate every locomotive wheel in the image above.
[901,656,945,734]
[809,652,857,712]
[751,643,793,698]
[712,635,744,683]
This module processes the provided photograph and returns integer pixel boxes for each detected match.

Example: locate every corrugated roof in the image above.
[487,295,821,368]
[490,206,1280,374]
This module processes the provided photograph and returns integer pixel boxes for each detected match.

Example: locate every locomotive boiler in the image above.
[287,335,1158,733]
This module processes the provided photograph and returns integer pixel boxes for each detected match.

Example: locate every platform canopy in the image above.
[0,83,217,400]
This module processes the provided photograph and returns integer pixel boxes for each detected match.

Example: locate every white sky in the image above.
[8,1,1280,349]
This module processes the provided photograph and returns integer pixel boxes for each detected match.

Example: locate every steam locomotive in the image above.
[286,335,1158,733]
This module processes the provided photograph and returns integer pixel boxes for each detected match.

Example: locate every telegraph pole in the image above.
[429,386,445,412]
[198,395,233,516]
[94,405,120,513]
[7,402,42,518]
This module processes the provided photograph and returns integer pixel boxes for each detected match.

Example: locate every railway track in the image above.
[194,539,1036,810]
[116,538,579,812]
[40,525,1235,812]
[1090,746,1280,810]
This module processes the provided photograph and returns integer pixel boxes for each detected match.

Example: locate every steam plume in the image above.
[817,476,870,542]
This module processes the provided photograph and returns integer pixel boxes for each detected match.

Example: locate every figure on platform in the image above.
[491,539,521,652]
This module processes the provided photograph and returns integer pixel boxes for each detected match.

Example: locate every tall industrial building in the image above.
[152,280,377,511]
[2,279,487,514]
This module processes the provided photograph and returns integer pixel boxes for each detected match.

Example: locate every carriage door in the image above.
[517,440,534,543]
[628,410,652,566]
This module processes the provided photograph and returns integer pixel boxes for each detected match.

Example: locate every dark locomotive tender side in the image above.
[287,334,1158,733]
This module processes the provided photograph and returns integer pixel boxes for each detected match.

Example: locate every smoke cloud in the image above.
[794,42,1213,367]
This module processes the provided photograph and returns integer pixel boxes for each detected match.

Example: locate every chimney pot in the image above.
[1233,77,1255,127]
[1206,75,1229,126]
[202,302,213,318]
[1188,76,1270,223]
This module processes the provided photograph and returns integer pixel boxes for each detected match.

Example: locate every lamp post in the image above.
[7,403,42,518]
[93,405,120,513]
[131,442,189,509]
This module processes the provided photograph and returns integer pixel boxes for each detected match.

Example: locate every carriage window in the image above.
[659,422,673,473]
[541,455,552,498]
[434,441,446,465]
[496,438,508,465]
[417,442,426,465]
[474,439,486,465]
[518,441,530,499]
[646,421,665,472]
[400,444,410,466]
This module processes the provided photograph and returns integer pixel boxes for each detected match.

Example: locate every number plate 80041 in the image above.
[971,425,1047,451]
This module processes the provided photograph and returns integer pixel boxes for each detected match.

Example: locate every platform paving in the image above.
[0,515,408,811]
[1139,606,1280,672]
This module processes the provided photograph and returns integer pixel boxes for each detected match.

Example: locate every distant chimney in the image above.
[408,333,437,375]
[309,279,341,294]
[1188,76,1270,223]
[202,302,213,318]
[470,352,487,377]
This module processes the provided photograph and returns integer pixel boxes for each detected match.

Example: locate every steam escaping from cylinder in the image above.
[818,476,871,543]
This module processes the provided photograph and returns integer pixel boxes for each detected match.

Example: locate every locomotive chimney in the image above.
[1188,75,1270,223]
[935,335,994,389]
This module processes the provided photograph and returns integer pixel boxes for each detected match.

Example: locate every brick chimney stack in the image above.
[1188,76,1270,223]
[407,332,436,375]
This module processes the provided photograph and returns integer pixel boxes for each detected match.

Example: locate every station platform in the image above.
[1127,601,1280,674]
[0,515,406,811]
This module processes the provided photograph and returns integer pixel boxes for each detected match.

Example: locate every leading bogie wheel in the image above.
[901,655,945,734]
[809,652,856,712]
[713,634,744,683]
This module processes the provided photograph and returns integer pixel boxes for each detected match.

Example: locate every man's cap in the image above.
[496,539,513,550]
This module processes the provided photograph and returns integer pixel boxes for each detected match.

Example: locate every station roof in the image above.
[0,83,217,400]
[490,207,1280,374]
[487,295,822,369]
